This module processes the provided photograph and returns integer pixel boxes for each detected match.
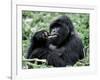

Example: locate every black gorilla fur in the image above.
[27,16,84,67]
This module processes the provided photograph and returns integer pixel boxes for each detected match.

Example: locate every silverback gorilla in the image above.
[26,16,84,67]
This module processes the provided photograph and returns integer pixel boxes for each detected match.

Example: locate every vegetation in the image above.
[22,11,89,69]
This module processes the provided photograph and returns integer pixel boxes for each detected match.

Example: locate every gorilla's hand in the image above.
[34,30,49,42]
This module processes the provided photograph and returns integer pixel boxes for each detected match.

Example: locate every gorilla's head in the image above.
[49,16,75,47]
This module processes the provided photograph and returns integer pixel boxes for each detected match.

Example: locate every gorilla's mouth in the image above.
[48,34,58,39]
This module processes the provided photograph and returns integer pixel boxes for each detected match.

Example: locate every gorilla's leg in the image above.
[28,48,66,67]
[29,48,49,59]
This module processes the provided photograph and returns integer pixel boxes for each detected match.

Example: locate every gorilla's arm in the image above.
[27,30,49,59]
[61,36,84,65]
[47,53,66,67]
[27,41,35,59]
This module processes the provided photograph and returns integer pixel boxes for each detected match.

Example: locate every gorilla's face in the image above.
[49,16,74,47]
[49,23,69,46]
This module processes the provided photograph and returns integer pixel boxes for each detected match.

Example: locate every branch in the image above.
[23,58,47,63]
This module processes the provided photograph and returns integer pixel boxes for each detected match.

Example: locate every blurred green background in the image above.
[22,11,89,69]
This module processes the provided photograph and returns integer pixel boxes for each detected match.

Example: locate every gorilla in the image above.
[26,15,84,67]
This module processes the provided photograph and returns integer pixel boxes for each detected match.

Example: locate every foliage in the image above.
[22,11,89,69]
